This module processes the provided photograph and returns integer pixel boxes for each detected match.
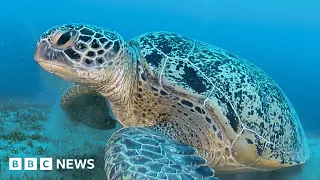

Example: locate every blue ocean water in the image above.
[0,0,319,179]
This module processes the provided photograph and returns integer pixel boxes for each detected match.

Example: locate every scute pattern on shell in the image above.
[105,127,217,179]
[134,31,309,166]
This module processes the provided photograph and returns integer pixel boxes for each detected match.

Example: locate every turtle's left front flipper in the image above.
[61,84,117,130]
[105,127,218,180]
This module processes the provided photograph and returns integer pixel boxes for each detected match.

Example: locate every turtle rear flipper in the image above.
[61,84,116,130]
[105,127,218,180]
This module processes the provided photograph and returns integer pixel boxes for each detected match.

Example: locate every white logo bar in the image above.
[9,158,94,171]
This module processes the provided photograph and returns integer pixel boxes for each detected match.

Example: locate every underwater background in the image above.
[0,0,319,179]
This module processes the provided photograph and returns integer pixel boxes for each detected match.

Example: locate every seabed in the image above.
[0,100,319,180]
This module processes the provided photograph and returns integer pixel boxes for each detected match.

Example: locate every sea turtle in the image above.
[34,24,310,179]
[60,84,116,130]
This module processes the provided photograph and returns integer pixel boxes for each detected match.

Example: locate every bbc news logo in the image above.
[9,158,95,171]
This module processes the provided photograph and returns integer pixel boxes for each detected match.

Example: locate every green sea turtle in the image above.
[34,24,310,179]
[60,84,116,130]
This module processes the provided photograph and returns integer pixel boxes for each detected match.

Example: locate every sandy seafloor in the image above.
[0,101,319,180]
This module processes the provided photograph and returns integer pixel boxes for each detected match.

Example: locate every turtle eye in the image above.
[51,30,77,48]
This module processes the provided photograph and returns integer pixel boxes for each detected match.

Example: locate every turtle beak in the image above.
[34,40,66,64]
[34,41,47,62]
[34,40,80,81]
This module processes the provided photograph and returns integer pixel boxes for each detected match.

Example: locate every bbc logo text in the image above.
[9,158,95,171]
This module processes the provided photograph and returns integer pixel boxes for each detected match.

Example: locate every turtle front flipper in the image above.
[105,127,218,180]
[61,84,116,130]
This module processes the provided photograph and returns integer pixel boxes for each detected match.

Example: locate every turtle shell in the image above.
[132,31,310,172]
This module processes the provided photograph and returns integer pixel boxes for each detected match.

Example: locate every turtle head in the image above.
[34,24,131,88]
